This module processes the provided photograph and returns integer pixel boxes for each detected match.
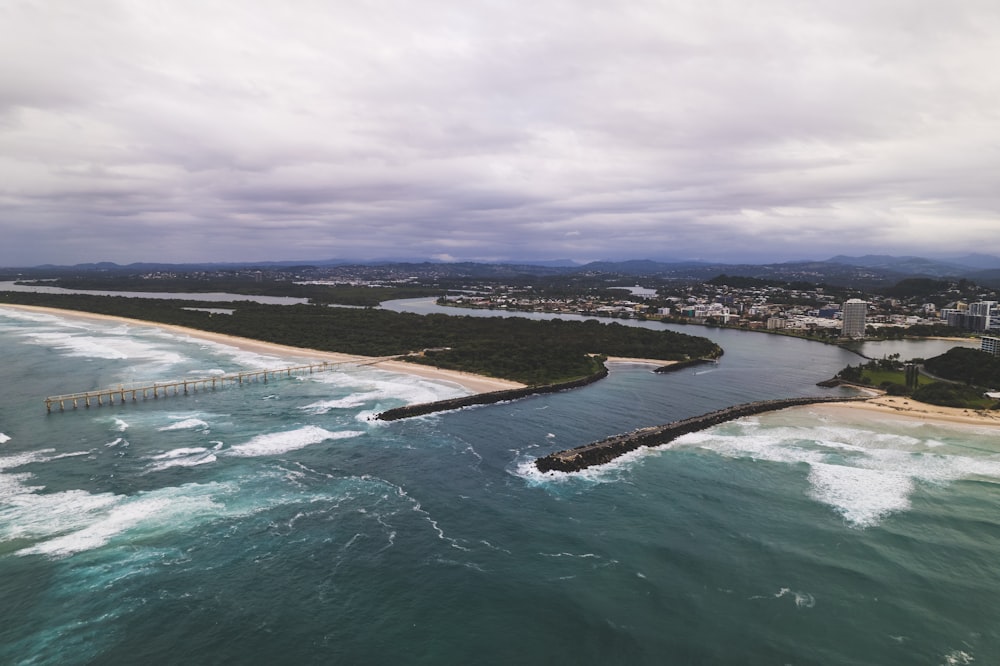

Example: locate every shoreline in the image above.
[817,395,1000,428]
[605,356,678,366]
[0,303,526,395]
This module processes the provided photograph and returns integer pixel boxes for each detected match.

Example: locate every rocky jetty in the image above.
[654,358,716,374]
[534,396,869,473]
[375,367,610,421]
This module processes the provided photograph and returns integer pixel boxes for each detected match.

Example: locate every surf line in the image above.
[534,396,870,473]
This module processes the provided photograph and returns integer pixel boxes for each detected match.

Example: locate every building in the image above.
[970,301,998,330]
[841,299,868,338]
[983,336,1000,357]
[944,303,993,332]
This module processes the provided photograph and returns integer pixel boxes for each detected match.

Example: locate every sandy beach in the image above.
[605,356,678,366]
[0,304,526,394]
[824,395,1000,428]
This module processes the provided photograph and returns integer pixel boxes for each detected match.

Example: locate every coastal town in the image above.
[435,275,1000,344]
[11,261,1000,347]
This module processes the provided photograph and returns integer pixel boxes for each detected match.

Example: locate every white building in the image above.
[983,336,1000,357]
[841,299,868,338]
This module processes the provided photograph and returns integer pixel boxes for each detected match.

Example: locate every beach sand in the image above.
[0,304,526,394]
[605,356,677,367]
[822,395,1000,428]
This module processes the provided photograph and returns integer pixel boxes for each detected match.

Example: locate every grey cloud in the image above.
[1,0,998,265]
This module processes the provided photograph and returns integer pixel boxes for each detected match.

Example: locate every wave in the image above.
[15,482,234,559]
[513,442,670,489]
[675,415,1000,528]
[0,433,10,444]
[300,391,385,415]
[158,418,210,432]
[310,368,469,405]
[146,444,222,472]
[18,329,187,366]
[225,426,363,457]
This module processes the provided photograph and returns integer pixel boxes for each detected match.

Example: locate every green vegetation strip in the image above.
[1,292,722,386]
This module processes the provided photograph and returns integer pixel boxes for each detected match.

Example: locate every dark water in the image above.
[1,304,997,665]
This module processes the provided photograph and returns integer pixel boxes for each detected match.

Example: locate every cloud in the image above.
[1,0,998,265]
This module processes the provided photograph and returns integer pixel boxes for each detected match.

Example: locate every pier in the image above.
[534,396,870,473]
[44,357,395,413]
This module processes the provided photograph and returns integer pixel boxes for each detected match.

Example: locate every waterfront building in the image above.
[841,299,868,338]
[983,336,1000,357]
[970,301,999,330]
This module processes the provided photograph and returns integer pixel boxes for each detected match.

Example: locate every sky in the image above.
[1,0,999,267]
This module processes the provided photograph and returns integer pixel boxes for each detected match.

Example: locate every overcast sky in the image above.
[2,0,998,266]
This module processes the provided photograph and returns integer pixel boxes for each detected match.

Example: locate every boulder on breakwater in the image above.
[375,367,610,421]
[534,396,869,473]
[654,358,716,374]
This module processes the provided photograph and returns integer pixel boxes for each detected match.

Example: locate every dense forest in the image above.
[0,292,722,385]
[923,347,1000,388]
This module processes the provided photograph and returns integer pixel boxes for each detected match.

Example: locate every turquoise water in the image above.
[1,305,998,665]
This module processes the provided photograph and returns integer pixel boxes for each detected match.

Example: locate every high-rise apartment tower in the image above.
[841,299,868,338]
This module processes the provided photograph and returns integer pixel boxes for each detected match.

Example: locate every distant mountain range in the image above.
[7,254,1000,288]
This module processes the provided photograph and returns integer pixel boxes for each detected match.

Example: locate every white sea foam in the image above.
[146,445,221,472]
[300,391,384,415]
[225,426,362,457]
[20,330,186,366]
[774,587,816,608]
[16,485,227,558]
[942,649,975,665]
[808,463,913,527]
[0,433,10,444]
[182,338,301,371]
[113,418,129,432]
[677,416,1000,528]
[158,418,209,432]
[311,368,469,406]
[514,443,668,488]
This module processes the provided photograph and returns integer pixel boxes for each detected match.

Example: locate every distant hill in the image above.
[824,255,968,277]
[7,254,1000,288]
[945,254,1000,270]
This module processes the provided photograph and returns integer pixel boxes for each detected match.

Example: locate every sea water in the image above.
[1,305,998,665]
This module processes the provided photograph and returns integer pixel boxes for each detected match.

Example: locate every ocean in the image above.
[1,303,998,665]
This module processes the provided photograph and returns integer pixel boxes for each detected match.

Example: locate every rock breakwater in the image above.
[375,368,610,421]
[534,396,869,472]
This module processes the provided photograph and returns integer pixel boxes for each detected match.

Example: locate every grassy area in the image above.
[860,368,934,389]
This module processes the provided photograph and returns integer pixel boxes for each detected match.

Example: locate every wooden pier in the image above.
[44,357,395,413]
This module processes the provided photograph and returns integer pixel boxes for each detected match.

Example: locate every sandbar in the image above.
[0,304,525,394]
[605,356,678,366]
